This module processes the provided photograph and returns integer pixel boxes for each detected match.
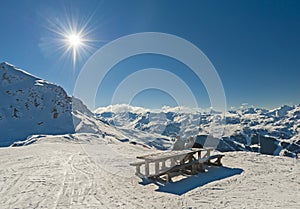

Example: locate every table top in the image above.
[137,147,213,161]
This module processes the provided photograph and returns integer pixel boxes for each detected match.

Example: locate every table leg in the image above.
[155,162,159,175]
[188,154,193,162]
[162,161,166,169]
[207,150,211,157]
[198,151,201,159]
[145,161,150,176]
[203,149,211,158]
[192,164,197,175]
[136,165,141,176]
[170,158,176,167]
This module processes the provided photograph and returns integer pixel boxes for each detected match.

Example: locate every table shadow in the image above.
[140,166,243,196]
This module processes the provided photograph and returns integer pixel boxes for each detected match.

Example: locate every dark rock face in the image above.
[217,137,245,152]
[195,135,245,152]
[128,112,138,120]
[286,143,300,152]
[195,135,207,147]
[99,112,113,118]
[231,134,247,145]
[162,123,181,136]
[165,112,175,121]
[251,134,259,145]
[243,107,257,114]
[281,141,290,149]
[194,133,282,156]
[135,115,150,128]
[225,117,240,124]
[260,136,278,155]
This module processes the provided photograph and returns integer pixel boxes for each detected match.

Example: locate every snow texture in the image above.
[0,134,299,208]
[0,62,74,146]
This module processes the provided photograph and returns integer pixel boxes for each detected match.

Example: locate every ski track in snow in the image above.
[0,135,299,209]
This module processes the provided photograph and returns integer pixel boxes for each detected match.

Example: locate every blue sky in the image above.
[0,0,300,110]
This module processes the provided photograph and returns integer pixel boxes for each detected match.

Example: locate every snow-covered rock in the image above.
[0,62,75,146]
[96,104,300,158]
[0,62,126,147]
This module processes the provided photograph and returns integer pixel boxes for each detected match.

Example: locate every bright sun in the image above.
[62,32,87,66]
[43,14,96,67]
[67,34,82,47]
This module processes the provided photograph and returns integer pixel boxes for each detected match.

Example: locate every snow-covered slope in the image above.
[96,104,300,158]
[0,62,75,146]
[0,62,172,149]
[0,134,299,208]
[0,63,127,147]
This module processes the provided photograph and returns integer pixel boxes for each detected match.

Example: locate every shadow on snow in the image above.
[140,166,243,195]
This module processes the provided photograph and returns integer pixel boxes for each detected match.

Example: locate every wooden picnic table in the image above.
[130,147,223,181]
[137,147,212,161]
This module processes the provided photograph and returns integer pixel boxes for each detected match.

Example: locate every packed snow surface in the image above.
[0,134,299,208]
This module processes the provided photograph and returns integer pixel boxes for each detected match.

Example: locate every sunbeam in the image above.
[40,10,98,68]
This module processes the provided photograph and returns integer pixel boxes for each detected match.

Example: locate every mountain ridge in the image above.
[1,62,299,158]
[0,62,171,148]
[96,104,300,158]
[0,62,76,146]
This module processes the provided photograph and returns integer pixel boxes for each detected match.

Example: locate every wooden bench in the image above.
[147,155,224,182]
[148,158,207,182]
[130,149,225,182]
[129,161,146,178]
[205,154,224,166]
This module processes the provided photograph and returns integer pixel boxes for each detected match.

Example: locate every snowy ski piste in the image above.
[0,134,299,208]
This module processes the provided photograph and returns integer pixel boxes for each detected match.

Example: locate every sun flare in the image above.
[67,34,82,47]
[42,13,97,67]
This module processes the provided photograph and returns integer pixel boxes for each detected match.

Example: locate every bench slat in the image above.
[130,161,145,166]
[207,154,225,160]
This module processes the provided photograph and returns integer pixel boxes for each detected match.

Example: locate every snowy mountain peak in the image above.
[1,62,14,69]
[0,62,75,146]
[1,62,40,81]
[97,104,300,158]
[0,63,167,149]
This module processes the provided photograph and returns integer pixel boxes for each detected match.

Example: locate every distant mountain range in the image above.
[96,104,300,158]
